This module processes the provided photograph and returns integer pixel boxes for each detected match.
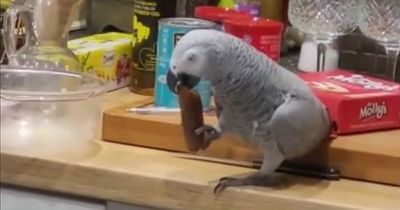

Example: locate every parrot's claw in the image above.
[214,177,239,194]
[195,125,221,149]
[213,174,282,194]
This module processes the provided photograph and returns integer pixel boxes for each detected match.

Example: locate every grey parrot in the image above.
[166,29,331,193]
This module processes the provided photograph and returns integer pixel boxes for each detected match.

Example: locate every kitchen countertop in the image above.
[1,88,400,210]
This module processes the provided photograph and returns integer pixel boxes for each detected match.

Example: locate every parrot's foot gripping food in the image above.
[177,85,207,152]
[195,124,221,146]
[214,173,283,194]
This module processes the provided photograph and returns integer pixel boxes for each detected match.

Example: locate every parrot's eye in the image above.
[187,53,196,62]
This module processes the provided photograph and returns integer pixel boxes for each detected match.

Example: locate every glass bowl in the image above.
[1,66,106,155]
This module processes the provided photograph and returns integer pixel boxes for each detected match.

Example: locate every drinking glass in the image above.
[358,0,400,81]
[288,0,357,71]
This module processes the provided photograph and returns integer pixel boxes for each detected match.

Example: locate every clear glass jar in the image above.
[3,0,84,71]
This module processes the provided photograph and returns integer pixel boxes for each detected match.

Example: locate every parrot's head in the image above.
[167,29,224,93]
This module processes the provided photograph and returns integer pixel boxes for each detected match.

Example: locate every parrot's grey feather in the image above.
[214,100,223,119]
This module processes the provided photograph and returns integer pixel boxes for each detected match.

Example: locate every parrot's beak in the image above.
[167,69,200,94]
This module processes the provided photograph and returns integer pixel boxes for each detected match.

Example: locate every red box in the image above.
[298,69,400,135]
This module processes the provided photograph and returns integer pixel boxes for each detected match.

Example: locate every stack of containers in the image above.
[195,6,284,62]
[154,7,250,110]
[154,6,285,111]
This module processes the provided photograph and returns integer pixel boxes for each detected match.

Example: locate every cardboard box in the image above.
[68,32,133,91]
[298,70,400,135]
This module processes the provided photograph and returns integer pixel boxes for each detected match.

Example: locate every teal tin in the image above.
[155,18,217,110]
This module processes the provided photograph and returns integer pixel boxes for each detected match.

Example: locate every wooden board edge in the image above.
[101,103,400,186]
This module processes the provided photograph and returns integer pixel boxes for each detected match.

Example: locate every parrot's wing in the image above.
[215,100,223,119]
[269,92,329,159]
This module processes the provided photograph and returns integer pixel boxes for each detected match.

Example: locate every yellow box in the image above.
[68,32,133,91]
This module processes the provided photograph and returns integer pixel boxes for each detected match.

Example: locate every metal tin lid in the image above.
[194,6,250,23]
[223,17,284,32]
[159,17,217,29]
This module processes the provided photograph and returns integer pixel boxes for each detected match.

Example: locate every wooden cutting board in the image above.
[102,99,400,186]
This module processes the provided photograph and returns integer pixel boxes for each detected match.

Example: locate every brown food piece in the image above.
[177,86,205,152]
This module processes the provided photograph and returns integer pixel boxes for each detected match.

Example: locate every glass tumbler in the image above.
[288,0,357,71]
[358,0,400,81]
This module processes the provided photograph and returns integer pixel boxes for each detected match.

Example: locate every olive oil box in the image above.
[68,32,133,91]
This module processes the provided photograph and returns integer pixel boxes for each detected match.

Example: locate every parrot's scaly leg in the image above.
[214,173,281,194]
[214,141,284,194]
[195,124,222,150]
